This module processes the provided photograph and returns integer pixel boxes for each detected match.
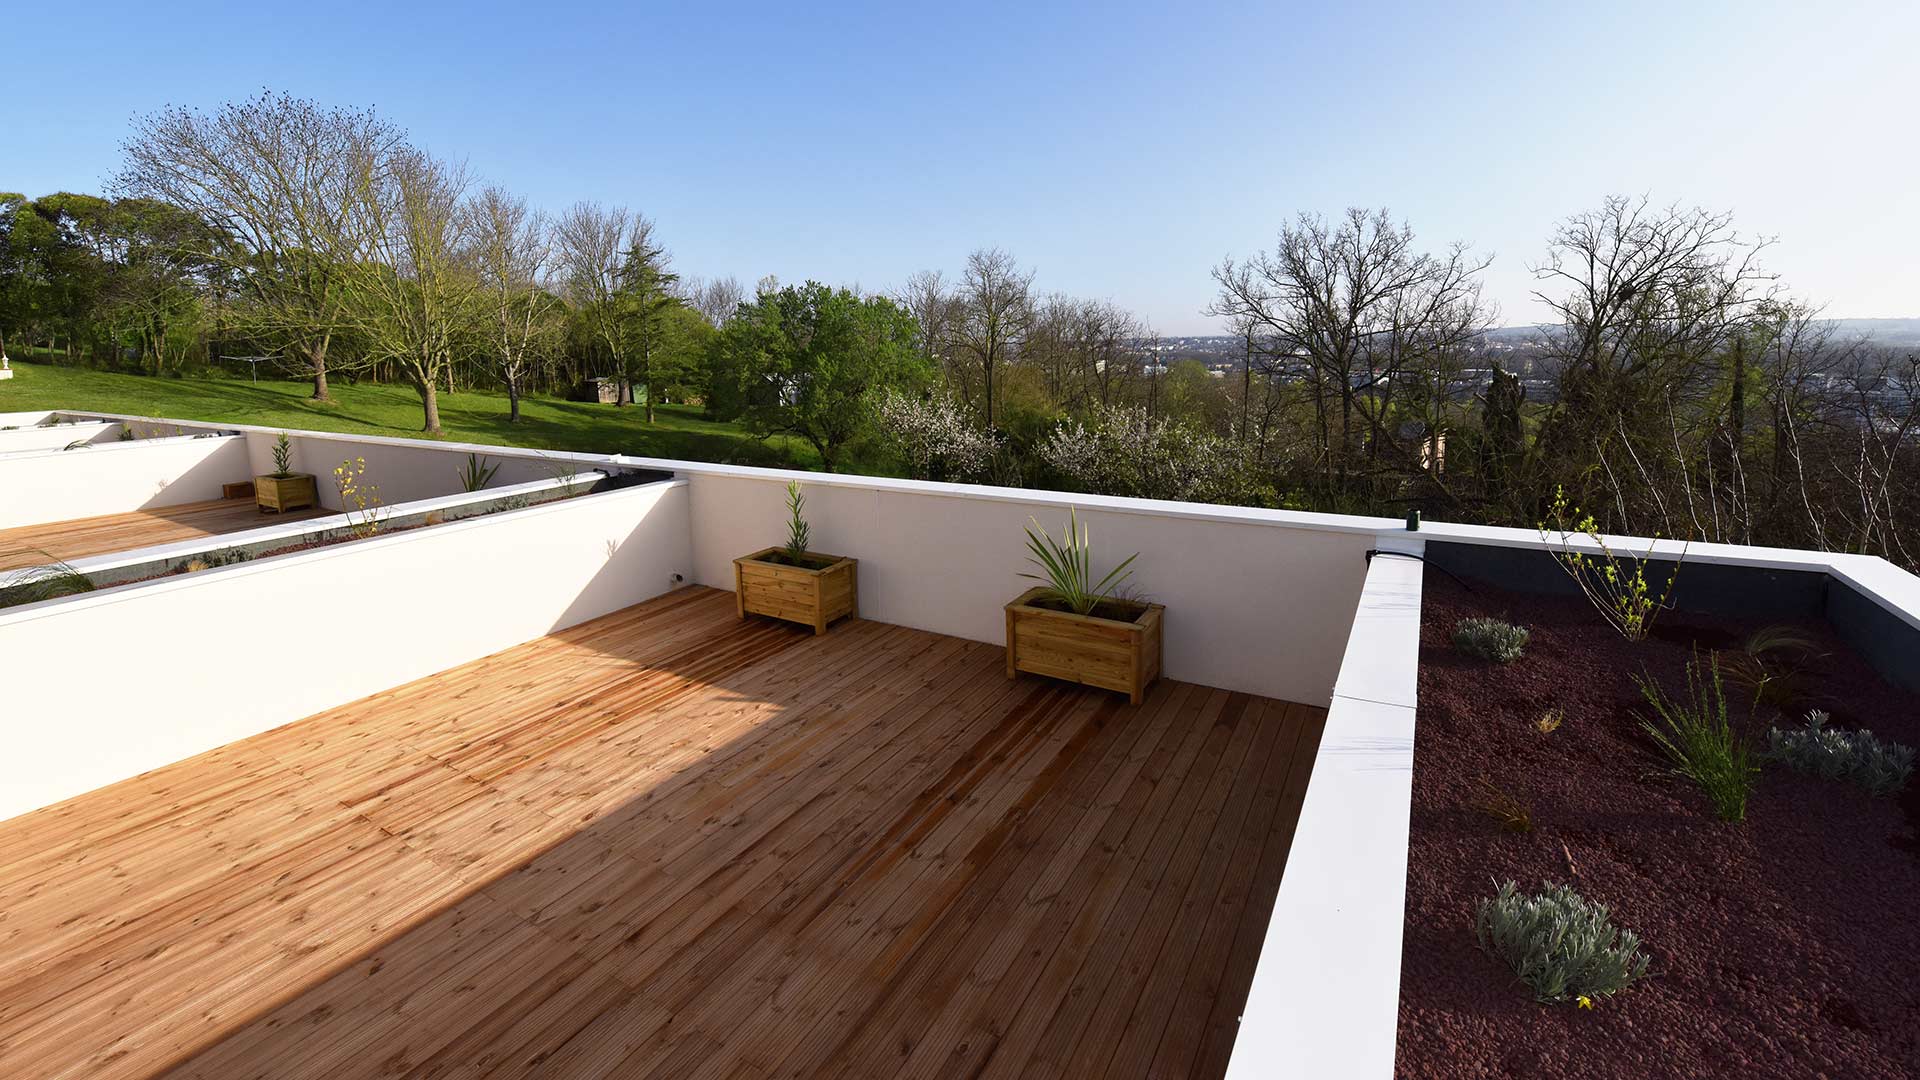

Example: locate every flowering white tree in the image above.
[1041,405,1268,506]
[877,390,1001,482]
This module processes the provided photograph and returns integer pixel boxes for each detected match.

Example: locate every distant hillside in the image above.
[1486,318,1920,347]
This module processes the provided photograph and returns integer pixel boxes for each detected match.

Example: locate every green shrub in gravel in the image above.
[1635,655,1755,822]
[1476,881,1650,1004]
[1765,710,1915,796]
[1452,617,1530,663]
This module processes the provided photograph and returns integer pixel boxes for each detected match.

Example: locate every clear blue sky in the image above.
[10,0,1915,333]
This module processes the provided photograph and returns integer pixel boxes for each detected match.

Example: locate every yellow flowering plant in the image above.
[1538,486,1685,642]
[332,457,385,539]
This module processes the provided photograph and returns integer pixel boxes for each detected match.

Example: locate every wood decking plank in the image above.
[0,498,327,572]
[0,585,1326,1080]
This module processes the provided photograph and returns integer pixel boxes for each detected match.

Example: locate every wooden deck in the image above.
[0,586,1324,1079]
[0,498,327,571]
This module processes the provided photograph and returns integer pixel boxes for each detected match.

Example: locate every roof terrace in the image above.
[1,411,1916,1078]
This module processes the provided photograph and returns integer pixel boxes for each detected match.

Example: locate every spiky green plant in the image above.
[1476,881,1650,1004]
[457,453,500,493]
[1021,508,1138,616]
[270,432,294,477]
[1452,617,1529,663]
[1766,710,1914,796]
[783,481,811,561]
[1635,654,1755,822]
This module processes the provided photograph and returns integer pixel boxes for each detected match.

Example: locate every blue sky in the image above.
[10,0,1916,333]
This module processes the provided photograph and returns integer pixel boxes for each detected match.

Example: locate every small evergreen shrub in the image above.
[1635,654,1755,822]
[1766,710,1915,796]
[1453,617,1529,663]
[1476,881,1650,1004]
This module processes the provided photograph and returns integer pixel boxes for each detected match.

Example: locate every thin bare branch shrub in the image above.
[1541,486,1685,641]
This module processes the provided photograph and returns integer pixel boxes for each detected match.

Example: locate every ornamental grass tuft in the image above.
[1635,653,1755,822]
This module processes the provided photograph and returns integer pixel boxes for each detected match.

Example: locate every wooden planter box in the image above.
[733,548,858,635]
[255,473,317,513]
[1005,586,1164,704]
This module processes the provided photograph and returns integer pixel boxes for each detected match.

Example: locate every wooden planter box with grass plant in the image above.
[734,482,858,635]
[255,432,317,514]
[1005,510,1163,704]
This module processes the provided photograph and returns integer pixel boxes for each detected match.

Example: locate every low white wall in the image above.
[0,479,693,823]
[0,421,123,454]
[0,411,59,428]
[60,471,606,585]
[672,467,1393,707]
[0,435,251,529]
[252,431,578,510]
[1228,540,1424,1080]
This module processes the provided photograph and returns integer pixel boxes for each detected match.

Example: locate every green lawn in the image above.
[0,358,818,467]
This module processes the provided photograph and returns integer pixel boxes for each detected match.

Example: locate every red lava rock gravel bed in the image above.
[1398,570,1920,1079]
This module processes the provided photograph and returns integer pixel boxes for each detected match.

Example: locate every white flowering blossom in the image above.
[1040,405,1266,506]
[877,390,1002,482]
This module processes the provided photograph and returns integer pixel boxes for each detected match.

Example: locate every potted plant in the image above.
[255,432,318,513]
[1005,509,1162,704]
[733,481,858,635]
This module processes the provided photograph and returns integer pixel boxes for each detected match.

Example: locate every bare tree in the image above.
[1210,208,1490,497]
[949,248,1034,427]
[471,186,560,422]
[115,91,402,400]
[350,149,478,434]
[554,201,634,402]
[682,274,745,328]
[896,269,955,366]
[1530,196,1780,528]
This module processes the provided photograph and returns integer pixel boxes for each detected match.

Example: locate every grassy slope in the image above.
[0,358,819,467]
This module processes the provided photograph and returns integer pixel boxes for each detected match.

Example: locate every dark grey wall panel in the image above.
[1424,541,1827,620]
[1824,579,1920,693]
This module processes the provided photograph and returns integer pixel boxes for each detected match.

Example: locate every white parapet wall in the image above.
[0,420,124,455]
[0,478,693,823]
[0,434,251,529]
[255,429,595,510]
[634,461,1403,708]
[1228,538,1424,1080]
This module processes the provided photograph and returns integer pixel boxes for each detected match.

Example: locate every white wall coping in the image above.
[1415,519,1920,632]
[1227,538,1424,1080]
[46,411,1920,615]
[0,430,240,462]
[0,476,687,628]
[622,452,1412,536]
[0,418,118,438]
[44,471,608,580]
[66,409,616,470]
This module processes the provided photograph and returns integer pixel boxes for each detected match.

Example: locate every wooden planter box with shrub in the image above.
[734,548,858,635]
[255,473,317,513]
[1005,586,1163,704]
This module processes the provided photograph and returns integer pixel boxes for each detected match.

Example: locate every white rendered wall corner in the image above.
[0,434,251,528]
[1227,539,1423,1080]
[0,480,693,824]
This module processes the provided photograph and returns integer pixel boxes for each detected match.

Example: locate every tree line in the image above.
[1,93,1913,568]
